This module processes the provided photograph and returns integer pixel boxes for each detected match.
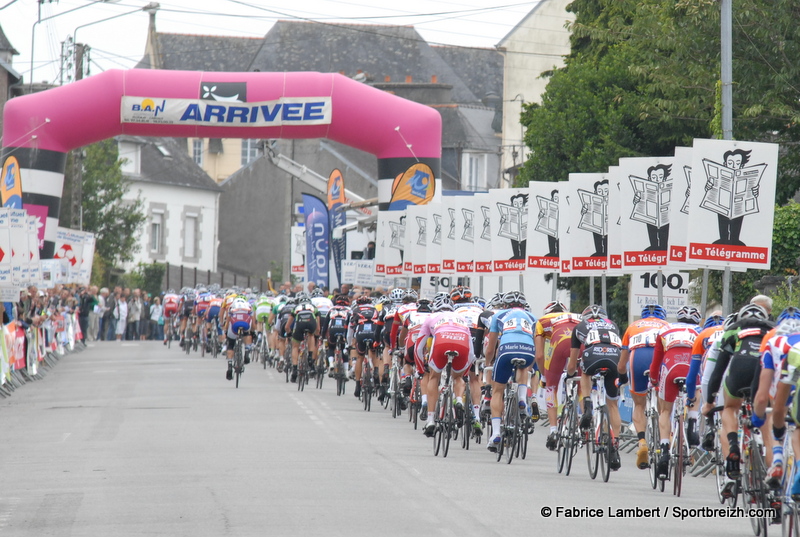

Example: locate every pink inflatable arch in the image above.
[1,70,441,258]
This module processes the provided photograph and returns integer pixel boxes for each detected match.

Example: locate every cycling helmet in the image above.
[404,289,418,303]
[737,303,769,321]
[641,304,667,320]
[474,296,486,308]
[449,285,473,303]
[489,293,504,309]
[432,295,454,312]
[334,294,350,306]
[390,288,406,302]
[378,295,392,307]
[777,318,800,337]
[197,287,208,295]
[434,291,449,301]
[722,312,738,330]
[676,306,701,325]
[296,292,311,303]
[285,298,297,306]
[356,295,372,305]
[581,304,607,320]
[502,291,527,308]
[703,315,725,329]
[544,301,567,315]
[778,307,800,323]
[310,288,324,298]
[417,298,432,312]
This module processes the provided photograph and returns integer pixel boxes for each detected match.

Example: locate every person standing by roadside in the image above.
[95,288,109,341]
[115,293,128,341]
[150,296,163,342]
[78,287,93,344]
[140,293,151,340]
[104,288,120,341]
[127,289,142,341]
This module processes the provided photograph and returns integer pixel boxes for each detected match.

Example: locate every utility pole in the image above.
[720,0,733,314]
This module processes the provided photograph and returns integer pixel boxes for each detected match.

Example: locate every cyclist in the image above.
[391,290,421,396]
[703,302,775,480]
[535,301,581,451]
[194,287,211,350]
[225,296,254,380]
[451,285,486,432]
[274,297,295,372]
[399,298,433,418]
[484,291,537,452]
[320,294,352,377]
[566,304,623,470]
[649,306,701,478]
[753,310,800,489]
[686,312,725,448]
[616,303,669,467]
[205,292,224,351]
[287,293,319,383]
[179,287,197,349]
[162,289,180,345]
[416,295,474,437]
[254,293,274,353]
[349,295,382,398]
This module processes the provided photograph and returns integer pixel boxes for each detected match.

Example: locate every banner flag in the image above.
[302,193,330,288]
[0,208,11,285]
[327,169,347,285]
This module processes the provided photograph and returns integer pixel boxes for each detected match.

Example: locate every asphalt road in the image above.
[0,342,758,536]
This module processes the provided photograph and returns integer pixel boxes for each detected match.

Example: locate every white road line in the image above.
[58,433,71,443]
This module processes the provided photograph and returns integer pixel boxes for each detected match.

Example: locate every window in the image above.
[150,213,163,253]
[241,139,260,165]
[464,153,486,191]
[118,141,141,174]
[184,215,197,258]
[192,139,204,167]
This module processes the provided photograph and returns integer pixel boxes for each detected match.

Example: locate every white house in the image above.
[118,136,221,273]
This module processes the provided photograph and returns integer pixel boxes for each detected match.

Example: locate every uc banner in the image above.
[388,163,436,210]
[302,194,330,288]
[327,169,347,285]
[1,155,23,208]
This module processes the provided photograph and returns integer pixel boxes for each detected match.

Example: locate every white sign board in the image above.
[454,195,475,273]
[606,167,624,274]
[407,204,426,276]
[668,147,693,266]
[526,181,561,272]
[687,138,778,269]
[376,210,406,276]
[426,204,442,274]
[566,173,608,275]
[629,270,694,323]
[290,224,305,275]
[473,193,492,274]
[442,202,457,273]
[489,187,529,272]
[558,181,572,275]
[0,208,11,285]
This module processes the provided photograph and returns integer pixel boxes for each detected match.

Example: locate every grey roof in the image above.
[249,21,481,104]
[435,104,499,151]
[0,25,18,55]
[0,58,20,81]
[135,33,263,71]
[432,45,503,105]
[120,136,222,192]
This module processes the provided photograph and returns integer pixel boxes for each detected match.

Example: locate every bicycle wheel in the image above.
[442,392,453,458]
[647,411,660,490]
[556,401,570,474]
[674,414,685,497]
[587,408,599,479]
[749,437,770,537]
[316,357,325,389]
[234,345,242,389]
[783,499,800,537]
[505,393,517,465]
[520,422,529,460]
[599,407,611,483]
[565,400,579,476]
[185,328,192,355]
[167,325,172,349]
[391,370,400,419]
[200,329,206,357]
[433,398,443,456]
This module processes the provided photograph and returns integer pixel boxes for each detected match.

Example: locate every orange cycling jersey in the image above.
[692,325,724,359]
[621,317,669,350]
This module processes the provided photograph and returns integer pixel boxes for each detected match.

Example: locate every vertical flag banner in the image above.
[618,157,674,269]
[1,156,23,208]
[454,194,475,273]
[302,193,330,289]
[290,224,306,276]
[407,204,427,276]
[0,208,10,285]
[668,147,693,266]
[442,200,457,273]
[474,193,492,273]
[567,173,608,274]
[426,204,442,274]
[527,181,560,271]
[490,187,529,272]
[606,167,624,273]
[558,181,572,275]
[9,209,26,284]
[327,169,347,285]
[388,163,436,210]
[687,139,778,269]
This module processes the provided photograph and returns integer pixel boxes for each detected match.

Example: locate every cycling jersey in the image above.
[686,325,723,400]
[456,303,488,358]
[291,302,318,342]
[227,299,253,337]
[762,333,800,399]
[490,308,538,384]
[206,297,223,321]
[163,293,180,318]
[195,292,211,317]
[416,311,473,374]
[572,316,623,399]
[322,305,351,347]
[349,304,382,354]
[311,296,333,317]
[255,297,273,324]
[621,317,669,395]
[706,318,775,403]
[650,322,699,403]
[537,312,581,388]
[403,310,432,369]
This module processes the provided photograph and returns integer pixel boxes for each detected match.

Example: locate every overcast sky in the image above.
[1,0,540,85]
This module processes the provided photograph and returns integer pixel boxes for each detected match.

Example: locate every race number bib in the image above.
[585,329,621,347]
[502,317,533,335]
[662,329,697,350]
[628,329,659,349]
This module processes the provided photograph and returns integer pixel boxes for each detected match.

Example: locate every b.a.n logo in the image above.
[131,99,166,117]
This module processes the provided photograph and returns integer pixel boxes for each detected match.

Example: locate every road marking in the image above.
[58,433,71,443]
[121,343,140,347]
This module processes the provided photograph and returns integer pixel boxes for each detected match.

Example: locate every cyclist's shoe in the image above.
[657,449,670,478]
[518,400,527,422]
[529,400,540,422]
[636,443,650,469]
[328,367,335,378]
[455,401,465,423]
[163,339,167,346]
[226,362,233,381]
[401,376,412,396]
[792,469,800,501]
[348,368,356,380]
[726,444,742,479]
[291,366,298,384]
[546,432,558,451]
[354,380,361,398]
[609,443,621,471]
[179,338,185,348]
[579,411,592,431]
[399,397,408,411]
[276,361,284,373]
[420,402,428,421]
[487,435,501,452]
[473,421,483,435]
[423,422,436,438]
[721,480,737,499]
[686,418,700,448]
[702,430,716,452]
[766,462,783,489]
[244,351,251,365]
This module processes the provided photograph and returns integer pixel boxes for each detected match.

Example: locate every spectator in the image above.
[127,289,142,341]
[105,287,120,341]
[95,288,109,341]
[150,296,163,342]
[78,287,93,343]
[115,294,128,341]
[363,241,376,260]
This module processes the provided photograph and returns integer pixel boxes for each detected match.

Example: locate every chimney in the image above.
[405,75,412,83]
[431,75,437,83]
[384,75,391,82]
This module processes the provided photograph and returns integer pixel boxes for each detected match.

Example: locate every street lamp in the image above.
[29,0,122,90]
